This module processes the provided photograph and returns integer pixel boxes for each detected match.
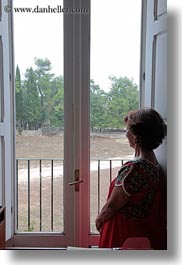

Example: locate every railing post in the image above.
[27,160,30,231]
[51,160,54,231]
[98,160,100,215]
[39,160,42,232]
[110,160,112,183]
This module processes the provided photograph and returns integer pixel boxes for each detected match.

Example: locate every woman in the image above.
[95,108,167,249]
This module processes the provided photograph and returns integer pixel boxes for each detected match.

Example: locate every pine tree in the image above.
[24,67,41,130]
[34,57,54,126]
[15,65,23,131]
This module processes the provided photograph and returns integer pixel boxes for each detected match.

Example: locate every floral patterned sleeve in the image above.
[115,164,135,196]
[115,163,148,196]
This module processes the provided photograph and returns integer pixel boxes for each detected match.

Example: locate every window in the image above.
[14,0,64,234]
[90,0,141,233]
[0,0,167,248]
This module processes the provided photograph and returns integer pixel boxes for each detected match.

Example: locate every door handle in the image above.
[68,179,85,186]
[68,169,84,191]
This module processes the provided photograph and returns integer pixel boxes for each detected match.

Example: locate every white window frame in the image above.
[0,0,15,242]
[11,0,91,248]
[63,0,91,247]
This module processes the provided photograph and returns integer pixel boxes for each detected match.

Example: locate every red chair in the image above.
[121,237,152,250]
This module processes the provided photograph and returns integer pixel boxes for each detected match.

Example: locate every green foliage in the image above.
[49,76,64,127]
[23,67,41,130]
[90,79,108,130]
[34,58,54,126]
[15,65,23,128]
[90,76,139,130]
[107,76,139,128]
[15,59,139,131]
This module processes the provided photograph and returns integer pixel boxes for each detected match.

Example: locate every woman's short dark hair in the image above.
[124,108,167,150]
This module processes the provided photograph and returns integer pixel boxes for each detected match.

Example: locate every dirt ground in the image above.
[16,132,134,233]
[16,131,133,159]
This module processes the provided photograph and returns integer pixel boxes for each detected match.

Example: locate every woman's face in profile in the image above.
[125,129,136,149]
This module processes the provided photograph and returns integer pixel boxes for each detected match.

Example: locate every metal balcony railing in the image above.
[16,158,129,233]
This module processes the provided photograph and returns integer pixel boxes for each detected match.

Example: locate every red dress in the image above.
[98,158,167,249]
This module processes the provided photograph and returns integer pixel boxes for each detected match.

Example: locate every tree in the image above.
[15,65,23,129]
[49,76,64,127]
[15,57,139,131]
[90,80,108,131]
[34,57,54,126]
[23,67,41,130]
[107,76,139,128]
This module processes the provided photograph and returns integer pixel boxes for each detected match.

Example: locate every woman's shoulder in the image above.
[119,158,143,171]
[122,158,139,167]
[117,157,160,182]
[116,158,160,195]
[117,160,138,182]
[123,157,160,171]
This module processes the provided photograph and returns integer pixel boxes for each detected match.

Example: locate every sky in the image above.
[13,0,141,91]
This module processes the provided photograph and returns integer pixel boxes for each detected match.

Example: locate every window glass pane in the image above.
[90,0,141,233]
[14,0,64,233]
